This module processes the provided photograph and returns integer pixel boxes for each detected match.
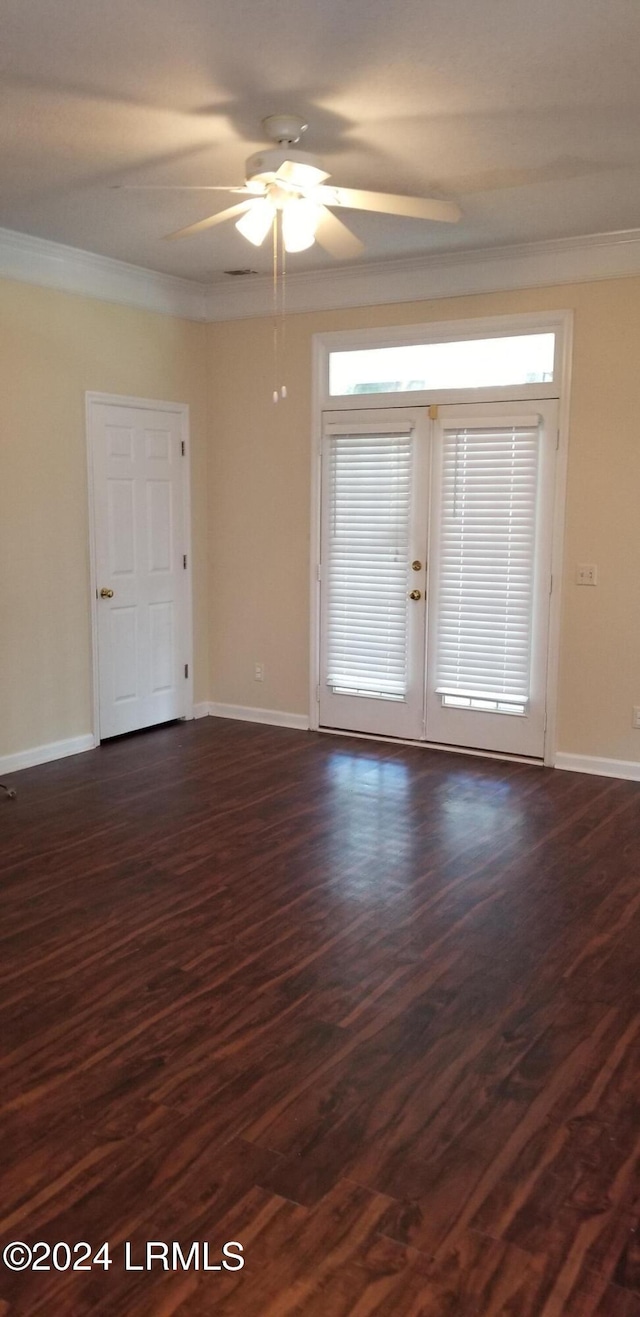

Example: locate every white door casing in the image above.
[312,314,571,761]
[87,395,192,740]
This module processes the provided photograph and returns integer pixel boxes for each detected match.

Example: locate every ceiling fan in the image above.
[120,114,462,258]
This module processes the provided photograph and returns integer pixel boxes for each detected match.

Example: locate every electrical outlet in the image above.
[254,662,264,682]
[576,563,598,586]
[633,707,640,729]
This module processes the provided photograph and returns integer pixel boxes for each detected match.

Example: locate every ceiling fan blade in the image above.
[314,206,364,260]
[314,185,461,224]
[115,184,251,193]
[164,200,254,241]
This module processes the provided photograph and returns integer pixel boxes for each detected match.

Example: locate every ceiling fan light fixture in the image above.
[282,197,321,252]
[278,160,330,190]
[245,149,329,190]
[235,198,274,246]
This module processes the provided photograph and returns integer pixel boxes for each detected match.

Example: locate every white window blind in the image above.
[435,421,540,709]
[325,431,412,699]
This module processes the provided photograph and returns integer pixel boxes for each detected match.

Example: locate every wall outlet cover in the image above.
[576,563,598,586]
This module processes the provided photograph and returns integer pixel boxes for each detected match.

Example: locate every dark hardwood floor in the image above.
[1,718,640,1316]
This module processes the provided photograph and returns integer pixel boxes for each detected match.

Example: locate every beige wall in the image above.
[207,278,640,764]
[2,270,638,767]
[0,279,209,758]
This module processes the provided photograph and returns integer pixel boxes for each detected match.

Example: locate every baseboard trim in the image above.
[192,702,213,719]
[0,733,96,776]
[4,728,635,781]
[208,702,310,731]
[555,752,640,782]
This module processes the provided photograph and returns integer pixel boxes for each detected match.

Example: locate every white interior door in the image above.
[424,401,557,757]
[318,409,429,739]
[89,399,190,739]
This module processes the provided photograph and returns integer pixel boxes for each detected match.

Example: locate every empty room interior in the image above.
[2,2,640,1314]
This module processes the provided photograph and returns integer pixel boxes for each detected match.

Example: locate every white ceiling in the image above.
[2,0,640,284]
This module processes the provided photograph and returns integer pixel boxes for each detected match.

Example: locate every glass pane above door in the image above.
[329,333,555,397]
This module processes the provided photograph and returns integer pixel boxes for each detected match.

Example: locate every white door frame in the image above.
[85,392,193,744]
[310,310,573,766]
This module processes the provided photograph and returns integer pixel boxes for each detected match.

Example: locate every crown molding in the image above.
[0,225,207,320]
[203,227,640,321]
[1,222,640,324]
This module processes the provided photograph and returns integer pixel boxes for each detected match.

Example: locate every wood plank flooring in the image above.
[1,718,639,1315]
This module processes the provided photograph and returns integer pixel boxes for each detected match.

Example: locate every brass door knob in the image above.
[409,589,422,601]
[411,560,423,571]
[99,588,114,598]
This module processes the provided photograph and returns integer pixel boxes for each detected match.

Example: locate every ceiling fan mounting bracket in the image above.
[262,114,308,146]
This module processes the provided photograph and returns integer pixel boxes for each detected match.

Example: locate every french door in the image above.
[319,410,429,739]
[318,400,558,758]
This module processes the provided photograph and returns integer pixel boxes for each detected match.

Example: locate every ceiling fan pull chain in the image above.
[280,238,287,400]
[270,212,288,402]
[272,214,279,403]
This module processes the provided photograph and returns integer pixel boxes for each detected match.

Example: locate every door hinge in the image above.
[549,573,554,595]
[183,554,187,569]
[181,440,186,456]
[184,663,189,679]
[316,564,322,581]
[556,429,560,450]
[316,684,321,703]
[428,403,439,420]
